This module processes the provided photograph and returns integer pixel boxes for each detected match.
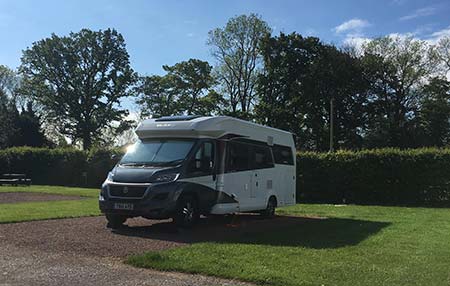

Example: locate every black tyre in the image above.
[106,214,127,229]
[261,196,277,218]
[173,195,199,228]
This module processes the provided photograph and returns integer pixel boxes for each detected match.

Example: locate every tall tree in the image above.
[19,28,136,150]
[163,59,216,115]
[208,13,271,118]
[0,65,49,148]
[417,77,450,147]
[136,59,218,117]
[255,33,368,150]
[361,36,437,148]
[434,36,450,73]
[136,75,182,118]
[11,101,49,147]
[0,65,19,148]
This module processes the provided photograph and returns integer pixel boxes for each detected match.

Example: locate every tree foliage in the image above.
[0,65,48,148]
[136,59,217,118]
[361,36,437,148]
[19,28,136,150]
[208,13,271,118]
[256,33,368,150]
[417,77,450,147]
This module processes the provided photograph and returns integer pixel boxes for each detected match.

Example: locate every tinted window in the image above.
[226,142,251,172]
[252,145,274,169]
[188,141,215,175]
[120,139,194,166]
[273,145,294,165]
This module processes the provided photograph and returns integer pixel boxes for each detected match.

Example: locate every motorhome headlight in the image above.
[151,173,179,183]
[106,171,114,182]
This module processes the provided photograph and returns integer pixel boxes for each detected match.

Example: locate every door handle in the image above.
[256,181,258,187]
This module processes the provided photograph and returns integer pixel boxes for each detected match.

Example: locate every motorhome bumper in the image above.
[99,183,179,219]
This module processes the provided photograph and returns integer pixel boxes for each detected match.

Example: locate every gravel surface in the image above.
[0,192,83,204]
[0,215,307,257]
[0,242,248,286]
[0,214,309,286]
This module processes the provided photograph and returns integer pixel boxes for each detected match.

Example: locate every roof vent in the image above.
[155,115,202,122]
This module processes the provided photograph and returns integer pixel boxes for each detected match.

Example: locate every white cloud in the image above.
[412,24,435,36]
[334,18,371,34]
[429,26,450,42]
[186,33,195,38]
[304,28,317,36]
[391,0,407,5]
[399,6,436,21]
[343,36,371,50]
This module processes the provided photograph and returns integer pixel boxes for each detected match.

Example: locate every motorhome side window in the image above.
[188,141,214,175]
[252,145,274,169]
[273,145,294,165]
[226,142,251,172]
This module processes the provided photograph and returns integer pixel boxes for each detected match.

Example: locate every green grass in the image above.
[128,204,450,286]
[0,185,99,198]
[0,185,100,223]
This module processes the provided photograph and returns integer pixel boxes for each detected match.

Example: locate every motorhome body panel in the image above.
[100,116,296,220]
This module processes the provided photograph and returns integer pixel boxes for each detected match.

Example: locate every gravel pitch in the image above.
[0,214,309,286]
[0,192,83,204]
[0,242,249,286]
[0,215,305,257]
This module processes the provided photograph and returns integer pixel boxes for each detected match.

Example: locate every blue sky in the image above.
[1,0,450,77]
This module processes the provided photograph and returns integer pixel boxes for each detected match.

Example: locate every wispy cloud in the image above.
[391,0,407,5]
[412,24,435,36]
[427,26,450,44]
[334,18,371,50]
[343,36,371,49]
[399,6,436,21]
[334,18,371,34]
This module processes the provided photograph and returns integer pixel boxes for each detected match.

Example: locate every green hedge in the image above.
[297,148,450,206]
[1,147,450,206]
[0,147,122,187]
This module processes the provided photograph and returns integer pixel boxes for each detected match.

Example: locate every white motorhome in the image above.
[99,115,296,228]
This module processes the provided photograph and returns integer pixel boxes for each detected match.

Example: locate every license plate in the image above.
[114,203,134,210]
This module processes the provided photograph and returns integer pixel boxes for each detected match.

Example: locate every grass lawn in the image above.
[128,204,450,286]
[0,185,100,223]
[0,185,99,198]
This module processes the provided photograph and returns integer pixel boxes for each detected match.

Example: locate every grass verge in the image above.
[0,185,99,198]
[0,185,100,223]
[127,204,450,286]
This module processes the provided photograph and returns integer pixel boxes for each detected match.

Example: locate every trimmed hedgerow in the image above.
[297,148,450,206]
[1,146,450,205]
[0,147,123,187]
[0,147,87,186]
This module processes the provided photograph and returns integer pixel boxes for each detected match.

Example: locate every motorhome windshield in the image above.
[120,139,195,166]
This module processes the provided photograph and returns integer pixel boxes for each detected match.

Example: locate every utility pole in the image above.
[330,97,334,152]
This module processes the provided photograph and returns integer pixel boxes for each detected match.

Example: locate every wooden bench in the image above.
[0,174,32,186]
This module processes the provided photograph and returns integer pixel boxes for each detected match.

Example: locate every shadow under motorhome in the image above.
[99,115,296,228]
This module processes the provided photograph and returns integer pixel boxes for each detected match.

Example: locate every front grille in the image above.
[109,185,148,198]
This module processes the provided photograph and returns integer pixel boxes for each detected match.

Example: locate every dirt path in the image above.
[0,192,83,203]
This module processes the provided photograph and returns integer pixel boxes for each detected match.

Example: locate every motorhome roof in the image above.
[135,116,294,147]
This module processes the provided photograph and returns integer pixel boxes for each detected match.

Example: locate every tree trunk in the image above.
[82,132,92,150]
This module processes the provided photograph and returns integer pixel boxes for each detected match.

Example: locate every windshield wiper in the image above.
[120,162,155,167]
[152,159,184,167]
[120,160,183,167]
